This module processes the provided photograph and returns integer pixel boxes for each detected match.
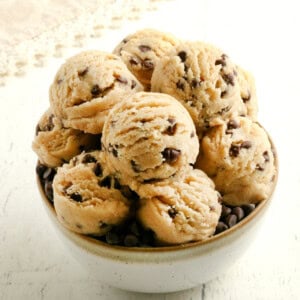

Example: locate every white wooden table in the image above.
[1,1,299,299]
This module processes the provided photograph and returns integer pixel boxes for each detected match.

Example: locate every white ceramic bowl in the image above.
[37,148,278,293]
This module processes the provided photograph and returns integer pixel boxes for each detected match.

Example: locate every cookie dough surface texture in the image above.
[151,41,258,135]
[49,50,143,134]
[113,28,179,90]
[32,109,99,167]
[137,168,221,245]
[53,151,131,235]
[196,117,276,206]
[102,92,199,187]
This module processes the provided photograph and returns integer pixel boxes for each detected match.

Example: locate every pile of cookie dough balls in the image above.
[33,29,277,246]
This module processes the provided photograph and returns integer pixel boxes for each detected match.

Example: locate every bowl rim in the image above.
[37,135,278,254]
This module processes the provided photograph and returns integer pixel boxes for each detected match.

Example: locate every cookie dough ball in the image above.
[32,109,99,167]
[113,28,179,90]
[53,151,132,235]
[102,92,199,187]
[196,117,276,206]
[151,41,258,135]
[49,50,143,134]
[137,168,221,245]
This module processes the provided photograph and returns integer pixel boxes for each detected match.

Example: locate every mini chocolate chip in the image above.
[229,144,240,157]
[120,186,139,201]
[215,59,226,67]
[225,214,237,228]
[178,51,187,62]
[191,78,200,88]
[221,205,232,218]
[131,80,137,89]
[222,73,235,86]
[263,151,270,162]
[44,180,53,202]
[256,164,264,171]
[168,206,178,218]
[70,192,83,202]
[232,207,245,221]
[76,223,83,229]
[82,154,97,163]
[221,54,228,60]
[93,163,103,177]
[219,106,230,115]
[78,67,89,77]
[112,148,118,158]
[162,148,181,164]
[227,120,240,130]
[124,234,139,247]
[56,79,63,84]
[138,45,151,52]
[176,80,185,90]
[221,90,227,98]
[35,124,41,136]
[99,176,112,188]
[242,204,256,216]
[164,119,177,135]
[190,131,195,138]
[114,74,128,84]
[130,160,141,173]
[129,57,139,65]
[241,141,252,149]
[91,84,101,97]
[215,222,228,234]
[142,59,154,70]
[184,64,189,73]
[113,178,121,190]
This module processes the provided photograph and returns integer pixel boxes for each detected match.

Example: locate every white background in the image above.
[0,0,299,299]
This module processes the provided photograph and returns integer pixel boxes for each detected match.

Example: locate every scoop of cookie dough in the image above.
[49,50,143,134]
[196,117,276,206]
[32,109,99,167]
[137,168,221,245]
[151,41,258,135]
[101,92,199,187]
[53,151,132,235]
[113,28,179,90]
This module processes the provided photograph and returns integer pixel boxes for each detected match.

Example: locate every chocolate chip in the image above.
[82,153,97,163]
[78,67,89,77]
[76,223,83,229]
[99,176,111,188]
[142,59,154,70]
[112,148,118,158]
[35,124,41,136]
[242,204,256,216]
[227,120,240,130]
[241,141,252,149]
[113,177,121,190]
[130,160,141,173]
[120,186,139,201]
[215,58,226,67]
[221,90,227,98]
[191,78,200,88]
[56,79,63,84]
[219,106,230,115]
[256,164,264,171]
[178,51,187,62]
[70,192,83,202]
[225,214,237,228]
[176,80,185,90]
[215,222,228,234]
[168,206,178,218]
[221,54,228,60]
[163,118,177,135]
[124,234,139,247]
[91,84,101,97]
[114,74,128,84]
[131,80,137,89]
[229,144,240,157]
[93,163,103,177]
[162,148,181,164]
[129,57,139,65]
[222,73,235,86]
[99,222,110,229]
[221,205,232,218]
[232,207,245,221]
[190,131,195,138]
[263,151,270,162]
[44,180,53,202]
[138,45,151,52]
